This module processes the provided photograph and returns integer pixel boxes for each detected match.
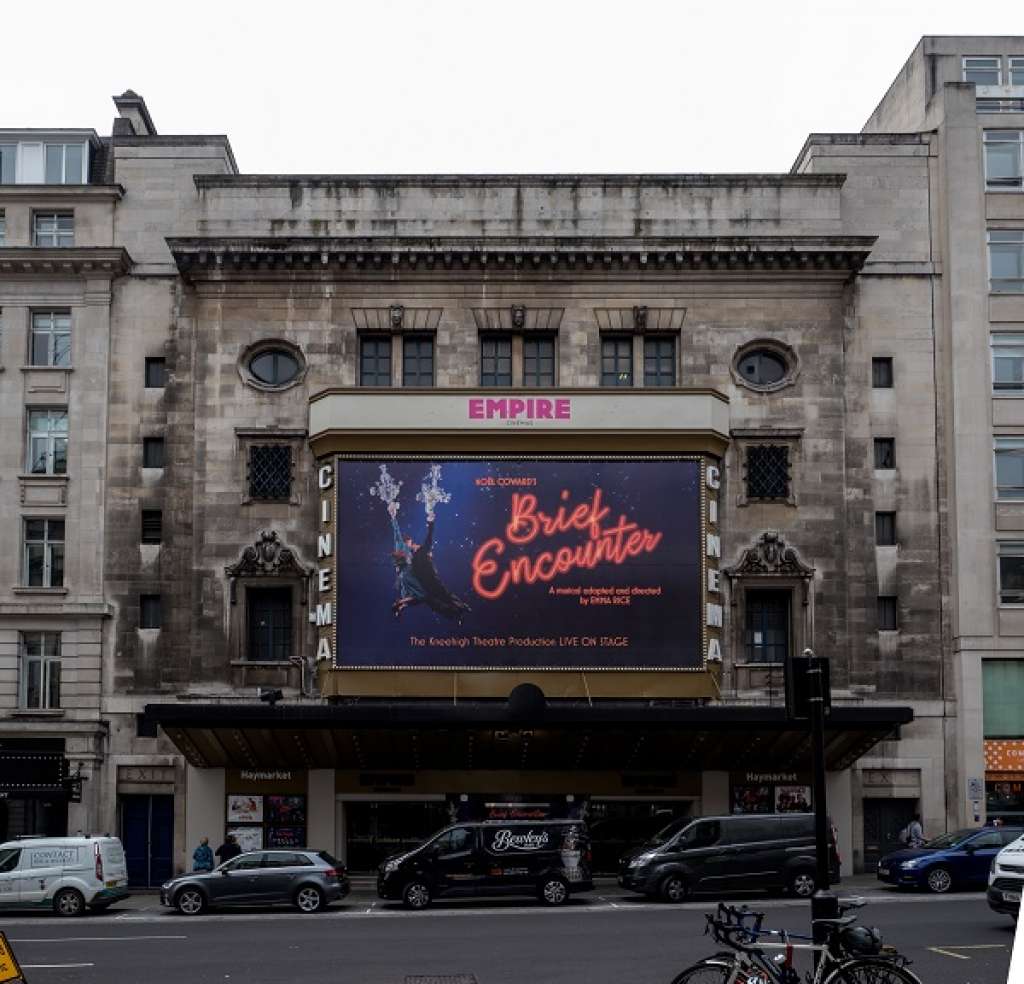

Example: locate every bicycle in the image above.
[669,900,923,984]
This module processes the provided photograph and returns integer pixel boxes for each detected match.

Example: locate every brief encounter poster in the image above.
[335,458,702,669]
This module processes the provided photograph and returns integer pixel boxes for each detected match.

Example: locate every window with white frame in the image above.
[20,632,61,709]
[44,143,84,185]
[999,542,1024,605]
[30,311,71,367]
[23,519,64,588]
[964,56,1001,85]
[989,231,1024,292]
[995,437,1024,499]
[993,335,1024,392]
[32,212,73,248]
[1012,58,1024,87]
[984,131,1024,190]
[26,408,68,474]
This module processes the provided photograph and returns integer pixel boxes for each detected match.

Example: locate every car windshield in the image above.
[645,817,691,847]
[922,829,976,850]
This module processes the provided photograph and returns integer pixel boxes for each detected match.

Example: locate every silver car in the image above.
[160,849,349,915]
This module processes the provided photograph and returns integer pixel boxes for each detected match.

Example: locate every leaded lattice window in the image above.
[746,445,790,500]
[249,445,292,500]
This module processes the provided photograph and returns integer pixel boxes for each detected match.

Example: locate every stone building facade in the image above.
[1,38,1019,885]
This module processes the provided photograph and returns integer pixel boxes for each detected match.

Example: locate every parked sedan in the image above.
[877,826,1023,893]
[160,849,349,914]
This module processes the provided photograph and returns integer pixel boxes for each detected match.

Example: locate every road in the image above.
[0,882,1016,984]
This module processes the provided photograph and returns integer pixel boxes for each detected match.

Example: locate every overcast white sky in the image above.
[3,0,1022,174]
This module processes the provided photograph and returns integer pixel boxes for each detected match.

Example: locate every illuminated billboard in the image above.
[326,457,707,670]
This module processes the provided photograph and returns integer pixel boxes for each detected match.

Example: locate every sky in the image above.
[2,0,1022,175]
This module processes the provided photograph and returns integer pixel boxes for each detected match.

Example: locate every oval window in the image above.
[249,349,300,387]
[736,349,788,387]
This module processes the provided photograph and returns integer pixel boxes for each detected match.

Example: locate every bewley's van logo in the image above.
[468,397,571,422]
[489,828,551,852]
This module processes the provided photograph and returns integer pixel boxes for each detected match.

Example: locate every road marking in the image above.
[11,935,186,943]
[597,895,620,908]
[22,963,95,969]
[928,944,1007,960]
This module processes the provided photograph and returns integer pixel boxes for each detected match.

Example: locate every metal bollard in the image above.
[811,889,840,970]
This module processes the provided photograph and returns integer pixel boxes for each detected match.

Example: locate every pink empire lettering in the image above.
[468,397,570,421]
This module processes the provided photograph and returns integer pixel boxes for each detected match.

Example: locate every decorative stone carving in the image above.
[350,308,442,334]
[632,305,648,331]
[723,531,814,579]
[225,530,310,579]
[471,307,564,334]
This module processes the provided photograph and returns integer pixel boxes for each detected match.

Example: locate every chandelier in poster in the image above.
[315,456,723,670]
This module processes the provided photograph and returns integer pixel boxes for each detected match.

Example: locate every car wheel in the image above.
[402,880,432,910]
[789,871,816,898]
[53,888,85,917]
[660,874,689,903]
[925,866,953,894]
[539,877,569,906]
[174,887,207,915]
[294,885,325,913]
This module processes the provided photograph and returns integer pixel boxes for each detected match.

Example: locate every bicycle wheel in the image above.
[822,957,923,984]
[668,957,736,984]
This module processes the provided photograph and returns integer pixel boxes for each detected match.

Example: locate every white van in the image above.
[0,836,129,915]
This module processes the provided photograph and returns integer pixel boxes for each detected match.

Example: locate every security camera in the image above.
[258,687,283,706]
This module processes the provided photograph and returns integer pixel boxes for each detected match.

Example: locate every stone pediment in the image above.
[724,531,814,579]
[225,530,310,579]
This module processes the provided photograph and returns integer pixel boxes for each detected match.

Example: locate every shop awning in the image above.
[145,700,912,774]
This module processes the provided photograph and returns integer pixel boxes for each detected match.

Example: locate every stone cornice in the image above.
[0,247,133,277]
[195,173,847,190]
[0,184,124,201]
[168,236,875,280]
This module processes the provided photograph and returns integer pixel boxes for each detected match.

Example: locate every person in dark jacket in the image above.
[192,836,214,871]
[215,834,241,864]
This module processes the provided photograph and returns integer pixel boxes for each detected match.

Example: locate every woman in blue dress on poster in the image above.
[389,505,470,622]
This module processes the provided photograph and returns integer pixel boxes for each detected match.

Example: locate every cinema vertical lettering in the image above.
[705,461,723,665]
[316,462,335,664]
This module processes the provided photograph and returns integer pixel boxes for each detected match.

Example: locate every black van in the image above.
[377,821,593,908]
[618,813,840,902]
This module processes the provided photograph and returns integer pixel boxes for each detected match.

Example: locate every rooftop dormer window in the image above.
[0,137,90,184]
[44,143,84,184]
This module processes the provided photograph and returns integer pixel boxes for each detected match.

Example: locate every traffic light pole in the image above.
[805,649,838,967]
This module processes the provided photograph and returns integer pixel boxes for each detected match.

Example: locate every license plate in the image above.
[1004,891,1021,902]
[878,868,889,876]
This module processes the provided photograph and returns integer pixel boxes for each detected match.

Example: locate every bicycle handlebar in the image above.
[704,903,766,951]
[705,898,866,952]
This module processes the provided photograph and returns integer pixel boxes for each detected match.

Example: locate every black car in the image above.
[619,813,840,902]
[377,820,593,908]
[160,849,349,914]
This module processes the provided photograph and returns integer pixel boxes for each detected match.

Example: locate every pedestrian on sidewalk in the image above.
[215,833,241,865]
[192,836,214,871]
[900,814,925,848]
